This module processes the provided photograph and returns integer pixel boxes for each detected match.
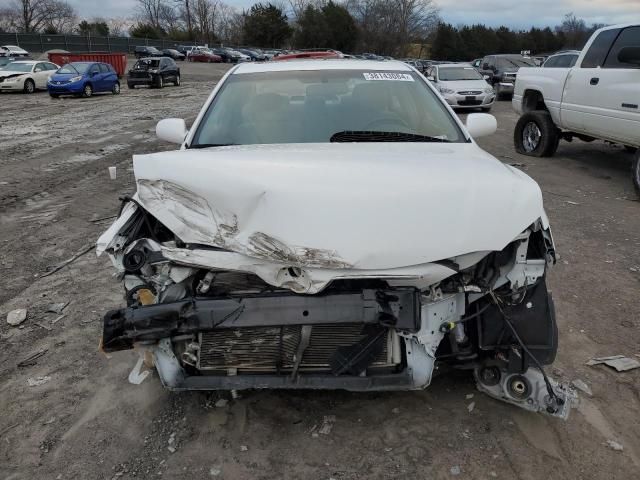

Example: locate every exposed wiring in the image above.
[489,291,561,405]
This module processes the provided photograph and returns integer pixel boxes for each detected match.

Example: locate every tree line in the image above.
[0,1,606,59]
[430,13,606,60]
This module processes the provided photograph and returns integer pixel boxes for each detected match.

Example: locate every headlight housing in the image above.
[5,76,21,83]
[439,87,455,94]
[69,75,83,82]
[484,87,494,94]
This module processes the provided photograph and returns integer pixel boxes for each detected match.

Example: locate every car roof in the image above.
[233,59,412,74]
[9,60,37,65]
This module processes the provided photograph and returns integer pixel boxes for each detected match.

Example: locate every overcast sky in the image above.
[67,0,640,29]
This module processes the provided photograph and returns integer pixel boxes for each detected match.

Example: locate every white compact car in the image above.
[0,45,29,57]
[98,60,574,419]
[0,60,59,93]
[426,63,495,111]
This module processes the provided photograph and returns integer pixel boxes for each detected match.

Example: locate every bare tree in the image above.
[347,0,438,55]
[42,1,76,33]
[106,17,132,36]
[4,0,78,33]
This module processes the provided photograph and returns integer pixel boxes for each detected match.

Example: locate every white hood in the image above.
[128,143,544,270]
[439,79,491,91]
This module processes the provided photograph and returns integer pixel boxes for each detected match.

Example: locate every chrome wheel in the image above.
[112,82,120,94]
[24,80,35,93]
[83,84,93,97]
[522,121,542,152]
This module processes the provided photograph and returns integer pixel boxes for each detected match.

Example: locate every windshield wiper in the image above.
[330,131,450,143]
[189,143,238,149]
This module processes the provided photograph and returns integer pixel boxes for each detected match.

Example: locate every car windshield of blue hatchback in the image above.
[59,63,91,74]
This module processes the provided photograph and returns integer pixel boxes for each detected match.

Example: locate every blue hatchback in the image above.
[47,62,120,98]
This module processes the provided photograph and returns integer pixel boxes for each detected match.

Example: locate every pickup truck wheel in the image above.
[632,151,640,197]
[514,111,559,157]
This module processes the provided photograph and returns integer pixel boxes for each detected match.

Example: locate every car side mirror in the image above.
[483,74,490,80]
[482,63,490,70]
[427,76,435,81]
[618,46,640,66]
[34,67,42,72]
[156,118,188,144]
[465,113,497,138]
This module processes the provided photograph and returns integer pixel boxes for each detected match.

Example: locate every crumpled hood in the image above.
[131,143,544,270]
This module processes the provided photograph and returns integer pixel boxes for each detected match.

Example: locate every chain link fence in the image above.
[0,33,182,54]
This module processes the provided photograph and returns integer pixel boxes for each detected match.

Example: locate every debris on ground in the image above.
[570,379,593,396]
[27,375,51,387]
[128,357,151,385]
[46,302,69,314]
[318,415,336,435]
[467,402,475,413]
[605,440,624,451]
[7,308,27,326]
[240,445,248,452]
[167,445,176,453]
[40,244,94,278]
[17,348,48,368]
[209,467,222,476]
[586,355,640,372]
[214,398,228,408]
[391,407,400,414]
[450,465,461,476]
[465,393,474,400]
[565,200,580,205]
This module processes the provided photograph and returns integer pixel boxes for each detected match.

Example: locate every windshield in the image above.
[497,57,536,69]
[59,63,90,74]
[191,69,465,146]
[135,59,160,69]
[438,67,483,81]
[2,62,32,72]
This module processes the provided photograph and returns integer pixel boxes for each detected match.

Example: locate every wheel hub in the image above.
[522,121,541,152]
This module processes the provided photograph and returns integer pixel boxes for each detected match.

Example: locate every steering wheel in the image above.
[363,116,411,131]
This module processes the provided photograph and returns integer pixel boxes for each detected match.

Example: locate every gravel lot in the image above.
[0,60,639,480]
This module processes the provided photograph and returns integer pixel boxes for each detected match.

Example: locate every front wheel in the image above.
[155,75,163,88]
[174,74,180,86]
[24,79,35,94]
[82,83,93,98]
[632,151,640,198]
[514,111,559,157]
[112,82,120,95]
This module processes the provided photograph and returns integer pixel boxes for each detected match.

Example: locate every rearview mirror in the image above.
[465,113,497,138]
[618,46,640,66]
[156,118,188,144]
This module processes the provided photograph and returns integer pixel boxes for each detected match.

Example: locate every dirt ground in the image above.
[0,60,638,480]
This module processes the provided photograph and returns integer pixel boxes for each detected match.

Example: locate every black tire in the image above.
[624,145,637,154]
[174,74,180,86]
[127,82,134,89]
[514,110,559,157]
[155,75,164,88]
[112,82,120,95]
[82,83,93,98]
[632,151,640,198]
[24,79,35,94]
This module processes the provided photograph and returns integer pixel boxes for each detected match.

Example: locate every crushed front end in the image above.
[98,198,575,419]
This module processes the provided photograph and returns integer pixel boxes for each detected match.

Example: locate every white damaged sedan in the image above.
[0,60,59,93]
[98,60,575,418]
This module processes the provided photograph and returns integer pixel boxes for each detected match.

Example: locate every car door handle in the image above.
[590,77,599,85]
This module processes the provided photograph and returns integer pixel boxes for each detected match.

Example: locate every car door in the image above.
[100,63,116,90]
[560,27,622,136]
[34,62,50,89]
[479,56,495,82]
[88,64,103,91]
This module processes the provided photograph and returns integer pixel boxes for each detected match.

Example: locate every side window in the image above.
[568,55,578,67]
[581,28,621,68]
[544,56,559,68]
[35,62,46,71]
[98,64,109,73]
[90,64,100,75]
[45,62,57,70]
[604,26,640,69]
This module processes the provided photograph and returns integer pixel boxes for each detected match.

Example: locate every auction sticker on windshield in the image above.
[363,72,414,81]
